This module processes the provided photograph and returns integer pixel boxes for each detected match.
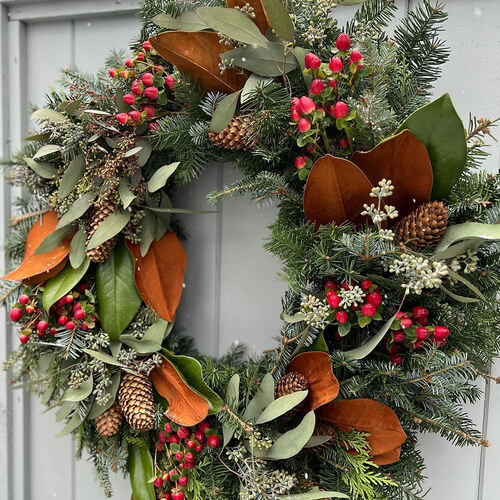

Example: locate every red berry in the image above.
[384,339,397,355]
[336,33,351,51]
[336,311,348,324]
[109,68,118,78]
[163,494,171,500]
[360,280,371,291]
[416,327,429,340]
[175,451,184,461]
[73,309,85,320]
[195,444,204,453]
[58,315,68,326]
[156,442,164,452]
[338,138,348,149]
[25,305,35,315]
[152,64,164,74]
[125,57,134,68]
[290,108,301,122]
[19,334,30,344]
[413,339,426,348]
[434,326,450,341]
[413,306,429,318]
[366,291,382,307]
[395,312,407,319]
[171,491,184,500]
[294,156,307,169]
[77,284,88,293]
[145,86,159,100]
[149,121,160,131]
[129,110,141,122]
[349,49,363,64]
[417,316,429,327]
[361,303,376,318]
[154,477,164,488]
[158,431,167,443]
[310,79,325,95]
[141,72,154,86]
[9,308,23,322]
[400,318,413,329]
[142,40,152,51]
[136,51,145,61]
[36,330,44,338]
[327,292,341,309]
[186,439,196,450]
[81,322,88,331]
[391,354,403,366]
[304,52,321,69]
[198,421,211,433]
[142,104,155,118]
[65,295,74,304]
[123,93,135,106]
[299,96,315,115]
[325,281,338,291]
[72,302,82,312]
[306,143,316,154]
[194,431,205,443]
[131,82,143,96]
[298,118,311,133]
[169,434,180,444]
[58,297,67,306]
[182,460,194,470]
[165,422,173,433]
[121,70,130,79]
[328,57,343,73]
[178,475,188,486]
[116,112,129,124]
[49,328,57,336]
[333,101,349,119]
[165,75,176,91]
[177,426,190,439]
[207,435,220,449]
[393,331,405,342]
[65,321,75,330]
[185,452,195,462]
[37,320,49,332]
[19,294,30,305]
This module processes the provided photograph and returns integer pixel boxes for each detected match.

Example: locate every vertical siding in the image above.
[0,1,499,499]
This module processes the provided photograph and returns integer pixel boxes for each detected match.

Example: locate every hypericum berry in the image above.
[195,444,204,453]
[336,33,351,51]
[152,64,164,74]
[194,431,205,443]
[49,327,57,336]
[207,435,220,449]
[338,138,348,149]
[65,321,75,330]
[131,82,143,96]
[304,52,321,69]
[384,339,398,355]
[393,331,405,342]
[165,422,173,433]
[19,294,30,305]
[400,318,413,329]
[391,354,403,366]
[325,281,338,291]
[299,96,316,115]
[184,452,195,462]
[175,451,184,461]
[295,156,307,169]
[169,434,180,444]
[327,292,341,309]
[136,51,145,61]
[336,311,348,324]
[121,70,130,79]
[178,476,189,487]
[141,72,154,86]
[306,143,316,154]
[58,297,67,306]
[144,86,159,100]
[328,57,343,73]
[25,305,35,315]
[77,283,88,293]
[125,57,134,68]
[418,316,429,327]
[177,426,190,439]
[156,442,164,452]
[327,79,337,89]
[73,309,85,320]
[36,330,44,338]
[158,430,167,443]
[310,79,325,95]
[416,327,429,340]
[65,295,73,304]
[142,104,155,118]
[413,339,426,348]
[123,93,135,106]
[333,101,349,119]
[108,68,118,78]
[361,303,377,317]
[396,311,407,319]
[81,322,88,331]
[413,306,429,318]
[290,108,301,122]
[171,491,184,500]
[433,326,450,341]
[298,118,311,133]
[366,291,382,307]
[186,439,196,450]
[349,49,363,64]
[9,308,23,322]
[165,75,176,91]
[19,334,30,344]
[154,477,164,488]
[37,320,49,333]
[142,40,152,51]
[129,110,141,122]
[116,113,129,124]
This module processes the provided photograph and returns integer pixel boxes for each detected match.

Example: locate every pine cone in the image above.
[310,421,338,450]
[117,372,155,432]
[208,116,257,151]
[86,198,118,263]
[393,201,448,249]
[94,401,123,437]
[274,372,309,419]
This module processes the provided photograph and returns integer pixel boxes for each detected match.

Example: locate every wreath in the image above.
[2,0,500,499]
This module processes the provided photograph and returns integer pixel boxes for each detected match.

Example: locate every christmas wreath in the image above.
[2,0,500,499]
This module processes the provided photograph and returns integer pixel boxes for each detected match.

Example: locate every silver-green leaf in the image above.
[87,208,131,250]
[147,162,180,192]
[256,390,308,424]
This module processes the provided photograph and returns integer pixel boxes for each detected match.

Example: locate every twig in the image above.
[476,370,500,384]
[10,208,50,227]
[223,404,253,434]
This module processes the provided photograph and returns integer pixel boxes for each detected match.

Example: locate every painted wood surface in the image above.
[0,1,499,499]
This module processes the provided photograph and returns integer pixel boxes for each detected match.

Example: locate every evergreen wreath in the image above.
[2,0,500,499]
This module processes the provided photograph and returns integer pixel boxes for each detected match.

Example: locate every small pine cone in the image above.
[86,198,118,263]
[274,372,309,419]
[310,421,338,451]
[394,201,448,249]
[117,372,155,432]
[208,116,258,151]
[94,401,123,437]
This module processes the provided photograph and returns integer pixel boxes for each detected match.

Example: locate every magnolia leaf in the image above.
[266,411,315,459]
[57,413,83,437]
[42,258,90,311]
[397,94,467,200]
[196,7,268,47]
[210,91,241,133]
[147,162,180,192]
[56,192,95,229]
[118,178,136,209]
[241,74,273,103]
[223,374,240,446]
[31,108,67,123]
[120,318,169,354]
[261,0,295,41]
[243,373,274,421]
[58,154,86,199]
[69,229,87,268]
[87,372,121,419]
[96,239,142,340]
[277,491,349,499]
[24,157,57,179]
[153,11,207,31]
[87,208,131,250]
[35,225,74,255]
[83,348,126,367]
[226,0,271,34]
[33,144,62,159]
[129,445,155,500]
[61,375,93,402]
[256,390,308,424]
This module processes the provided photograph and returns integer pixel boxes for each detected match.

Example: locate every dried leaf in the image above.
[150,358,209,426]
[316,399,406,463]
[149,31,248,93]
[286,351,339,412]
[351,130,432,222]
[126,231,186,322]
[2,211,72,282]
[226,0,271,34]
[372,446,401,465]
[303,155,375,228]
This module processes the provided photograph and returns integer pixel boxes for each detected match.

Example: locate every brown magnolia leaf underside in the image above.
[226,0,271,34]
[316,398,406,463]
[126,231,186,323]
[351,130,433,223]
[372,446,401,465]
[2,211,72,282]
[149,31,248,93]
[303,155,376,228]
[23,259,69,286]
[151,359,209,426]
[286,351,339,412]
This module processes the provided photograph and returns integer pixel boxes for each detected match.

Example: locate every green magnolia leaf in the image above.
[82,348,126,367]
[210,91,241,133]
[87,372,121,419]
[223,42,299,77]
[243,373,275,421]
[56,192,95,229]
[136,139,153,167]
[69,229,87,268]
[31,108,67,123]
[223,374,240,446]
[277,491,349,499]
[162,350,224,413]
[266,411,315,459]
[397,94,467,200]
[57,412,83,437]
[96,239,142,340]
[261,0,295,41]
[24,157,57,179]
[119,178,136,208]
[61,375,93,402]
[241,74,273,104]
[345,313,397,360]
[34,225,74,255]
[58,154,87,198]
[43,258,90,311]
[33,144,62,159]
[153,11,207,31]
[139,209,157,257]
[87,208,131,250]
[120,318,169,354]
[147,162,180,192]
[196,7,268,47]
[129,444,155,500]
[256,390,308,424]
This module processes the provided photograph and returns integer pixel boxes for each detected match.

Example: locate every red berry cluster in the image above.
[9,283,96,344]
[153,420,220,499]
[108,41,176,130]
[385,306,450,365]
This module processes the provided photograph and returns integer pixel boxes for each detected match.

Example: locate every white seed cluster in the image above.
[249,430,273,451]
[300,295,330,328]
[117,349,163,374]
[362,179,399,227]
[379,228,395,242]
[84,329,110,351]
[338,285,365,309]
[449,249,479,274]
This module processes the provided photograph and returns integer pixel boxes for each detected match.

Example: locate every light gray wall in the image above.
[0,1,499,499]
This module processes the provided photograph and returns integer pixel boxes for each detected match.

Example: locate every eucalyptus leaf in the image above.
[129,444,155,500]
[61,375,93,402]
[440,285,479,303]
[136,139,153,167]
[291,325,311,357]
[87,208,131,250]
[223,374,240,446]
[34,225,74,255]
[243,373,274,421]
[31,108,67,124]
[120,318,169,354]
[146,206,216,214]
[155,192,172,239]
[139,209,157,257]
[56,192,95,229]
[87,372,121,419]
[24,157,57,179]
[33,144,62,159]
[153,11,207,31]
[24,132,50,141]
[125,146,143,157]
[241,74,273,104]
[55,401,74,422]
[256,390,308,424]
[57,412,83,437]
[280,311,306,324]
[303,435,333,448]
[82,348,126,367]
[84,109,111,116]
[147,162,180,192]
[115,88,130,114]
[446,269,486,301]
[63,99,83,115]
[210,91,241,133]
[43,258,90,311]
[119,178,136,208]
[293,46,313,87]
[69,229,87,268]
[58,154,86,198]
[261,0,295,41]
[277,491,349,499]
